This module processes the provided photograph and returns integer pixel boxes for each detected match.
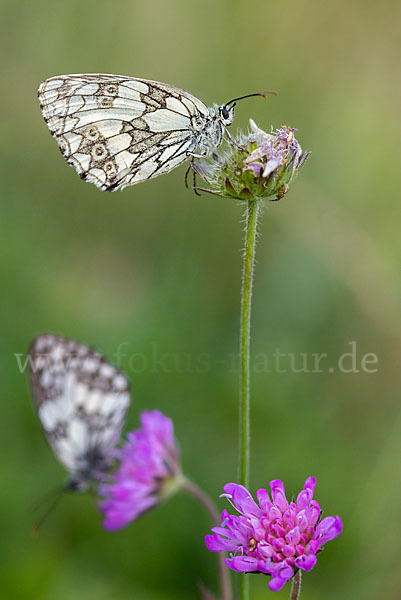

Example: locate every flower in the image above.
[99,410,181,530]
[194,119,310,201]
[205,477,342,592]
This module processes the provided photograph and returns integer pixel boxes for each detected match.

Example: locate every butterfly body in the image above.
[29,335,130,491]
[38,74,235,191]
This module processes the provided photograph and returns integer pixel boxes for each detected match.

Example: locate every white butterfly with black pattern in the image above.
[29,334,130,491]
[37,74,239,191]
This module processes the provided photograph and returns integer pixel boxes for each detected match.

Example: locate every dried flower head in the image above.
[194,119,310,201]
[99,410,181,530]
[205,477,342,591]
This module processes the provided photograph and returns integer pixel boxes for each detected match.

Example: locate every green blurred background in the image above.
[1,1,400,598]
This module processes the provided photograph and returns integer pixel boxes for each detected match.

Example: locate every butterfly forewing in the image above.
[38,74,211,191]
[29,335,130,485]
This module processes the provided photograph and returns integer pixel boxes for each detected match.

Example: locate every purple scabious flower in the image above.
[194,119,310,201]
[205,477,342,592]
[99,410,181,530]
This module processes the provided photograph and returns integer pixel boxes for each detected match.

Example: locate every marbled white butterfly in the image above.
[38,74,264,191]
[29,335,130,492]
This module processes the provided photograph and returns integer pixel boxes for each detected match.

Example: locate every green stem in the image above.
[290,571,302,600]
[239,199,260,600]
[180,478,232,600]
[239,199,259,486]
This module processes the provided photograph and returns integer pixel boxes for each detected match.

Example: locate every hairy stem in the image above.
[239,199,260,600]
[290,571,302,600]
[180,478,231,600]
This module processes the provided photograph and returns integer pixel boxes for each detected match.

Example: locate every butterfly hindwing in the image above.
[29,335,130,487]
[38,74,211,191]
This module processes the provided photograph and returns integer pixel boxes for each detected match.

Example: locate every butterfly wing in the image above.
[38,74,209,191]
[29,335,130,485]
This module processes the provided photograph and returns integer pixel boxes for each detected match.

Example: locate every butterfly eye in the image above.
[221,106,230,120]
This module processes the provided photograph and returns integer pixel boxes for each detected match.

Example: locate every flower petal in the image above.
[268,577,287,591]
[286,526,301,546]
[269,480,286,502]
[230,556,260,572]
[303,476,316,495]
[267,564,294,591]
[295,554,317,571]
[314,516,343,545]
[256,488,271,511]
[205,534,238,553]
[223,483,261,517]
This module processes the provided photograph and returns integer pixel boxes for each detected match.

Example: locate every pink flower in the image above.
[99,411,181,530]
[205,477,342,591]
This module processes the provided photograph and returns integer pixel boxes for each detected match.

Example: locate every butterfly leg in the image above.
[184,160,202,196]
[192,165,201,196]
[184,163,192,189]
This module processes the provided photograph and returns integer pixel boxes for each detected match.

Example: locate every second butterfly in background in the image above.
[28,334,130,492]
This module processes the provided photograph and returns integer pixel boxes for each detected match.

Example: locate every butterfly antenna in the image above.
[32,493,64,537]
[224,90,278,108]
[30,484,65,536]
[29,483,65,513]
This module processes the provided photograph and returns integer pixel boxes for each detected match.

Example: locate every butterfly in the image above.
[29,334,130,492]
[38,73,265,191]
